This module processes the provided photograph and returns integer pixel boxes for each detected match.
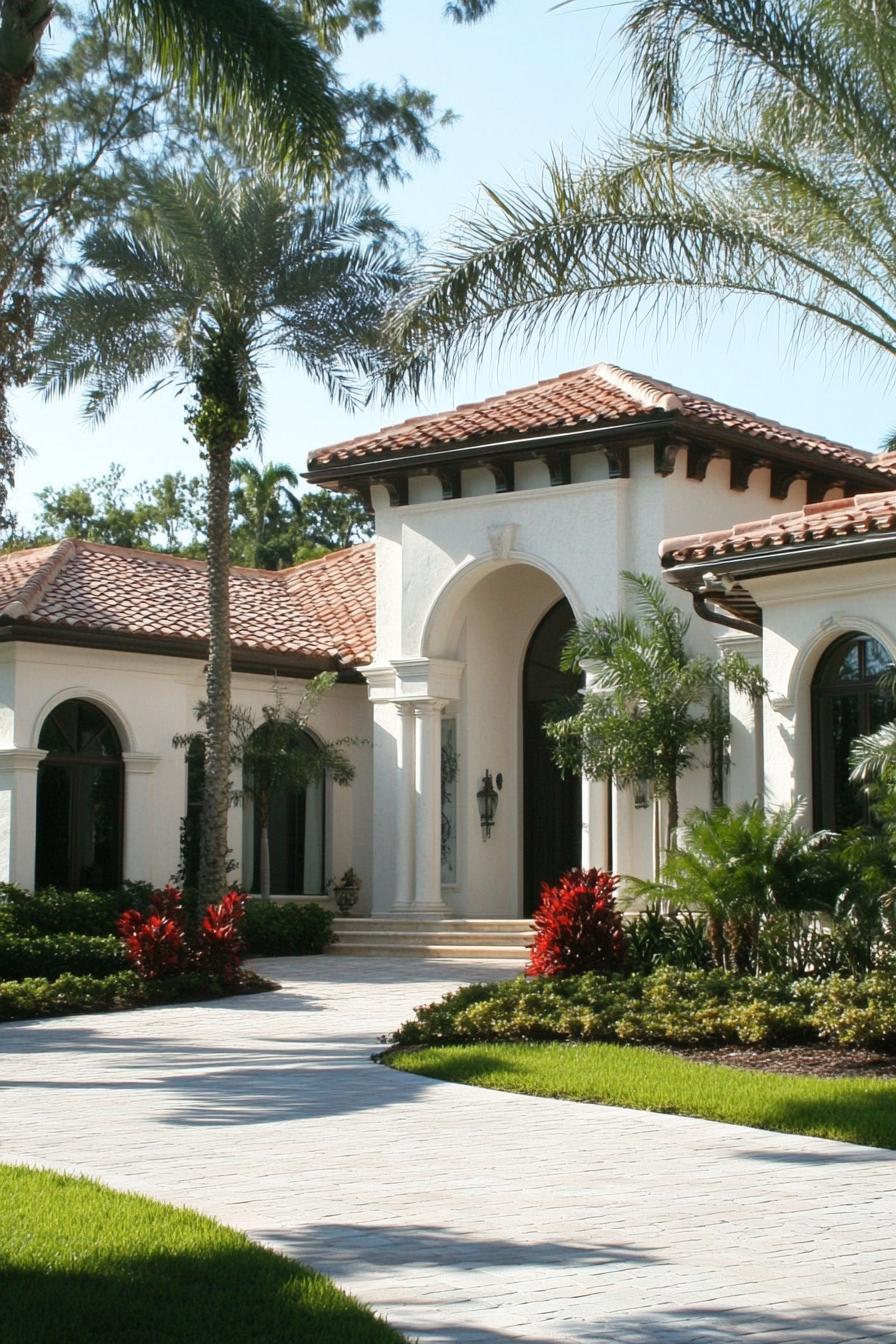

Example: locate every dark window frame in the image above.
[811,633,893,831]
[36,699,124,891]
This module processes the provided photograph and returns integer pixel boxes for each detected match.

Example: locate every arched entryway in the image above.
[244,726,325,896]
[812,632,893,830]
[523,598,583,914]
[36,698,124,890]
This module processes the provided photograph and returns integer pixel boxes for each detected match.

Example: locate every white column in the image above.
[579,664,612,873]
[0,749,46,888]
[719,633,765,806]
[581,776,610,872]
[392,703,417,912]
[413,699,450,916]
[121,753,162,884]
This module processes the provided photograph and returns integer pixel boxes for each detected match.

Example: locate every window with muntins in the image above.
[36,699,124,890]
[812,634,893,831]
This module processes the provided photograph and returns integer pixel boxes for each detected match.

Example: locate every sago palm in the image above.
[37,159,406,903]
[389,0,896,390]
[231,458,299,569]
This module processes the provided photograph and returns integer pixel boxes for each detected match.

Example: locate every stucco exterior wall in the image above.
[0,641,372,899]
[743,559,896,821]
[367,441,807,910]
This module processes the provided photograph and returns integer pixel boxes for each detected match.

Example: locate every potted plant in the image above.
[329,867,363,915]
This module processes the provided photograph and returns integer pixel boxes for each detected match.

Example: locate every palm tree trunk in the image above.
[0,0,54,125]
[197,438,234,905]
[259,824,271,899]
[665,780,679,852]
[258,792,271,899]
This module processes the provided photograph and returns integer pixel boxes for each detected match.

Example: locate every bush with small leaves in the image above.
[0,931,123,981]
[242,899,335,956]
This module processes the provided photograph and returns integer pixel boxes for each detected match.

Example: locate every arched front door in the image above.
[36,699,124,890]
[812,632,893,830]
[523,598,583,915]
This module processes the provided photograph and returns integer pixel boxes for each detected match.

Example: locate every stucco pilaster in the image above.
[0,748,47,888]
[121,753,162,883]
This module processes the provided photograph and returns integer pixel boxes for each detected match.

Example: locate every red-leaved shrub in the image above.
[116,886,188,979]
[194,889,246,984]
[526,868,625,977]
[117,886,247,984]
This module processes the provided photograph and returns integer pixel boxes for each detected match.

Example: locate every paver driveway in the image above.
[2,955,895,1343]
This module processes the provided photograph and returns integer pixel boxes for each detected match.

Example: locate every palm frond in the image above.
[103,0,343,171]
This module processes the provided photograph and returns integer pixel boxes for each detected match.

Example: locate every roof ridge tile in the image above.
[2,539,76,618]
[593,362,684,414]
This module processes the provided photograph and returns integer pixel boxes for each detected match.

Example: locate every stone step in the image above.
[328,941,528,960]
[328,915,534,961]
[332,917,532,933]
[334,924,531,946]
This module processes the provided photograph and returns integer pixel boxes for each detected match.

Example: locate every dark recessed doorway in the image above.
[523,597,583,916]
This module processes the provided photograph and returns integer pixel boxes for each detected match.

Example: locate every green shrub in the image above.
[0,885,117,935]
[625,903,713,972]
[0,931,123,981]
[242,900,334,956]
[392,966,896,1051]
[0,968,275,1022]
[811,973,896,1047]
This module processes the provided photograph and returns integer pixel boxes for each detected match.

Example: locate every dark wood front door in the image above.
[523,599,582,916]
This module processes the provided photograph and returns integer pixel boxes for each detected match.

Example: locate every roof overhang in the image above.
[0,621,365,682]
[661,528,896,636]
[306,414,896,510]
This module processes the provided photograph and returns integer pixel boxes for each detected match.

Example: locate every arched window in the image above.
[245,726,325,896]
[812,634,893,830]
[36,699,124,890]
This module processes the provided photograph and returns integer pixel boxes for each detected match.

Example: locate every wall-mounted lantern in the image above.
[633,777,653,810]
[477,769,502,839]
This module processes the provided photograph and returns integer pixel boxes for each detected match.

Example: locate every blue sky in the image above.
[9,0,895,526]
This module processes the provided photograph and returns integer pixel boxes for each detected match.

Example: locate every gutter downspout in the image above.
[692,589,762,637]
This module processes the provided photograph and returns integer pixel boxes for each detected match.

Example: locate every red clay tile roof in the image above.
[0,540,375,667]
[308,362,893,477]
[661,491,896,568]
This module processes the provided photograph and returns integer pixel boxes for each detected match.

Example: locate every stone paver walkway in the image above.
[2,956,896,1343]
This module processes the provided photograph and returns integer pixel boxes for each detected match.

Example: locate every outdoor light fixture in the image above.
[477,769,501,839]
[633,777,653,809]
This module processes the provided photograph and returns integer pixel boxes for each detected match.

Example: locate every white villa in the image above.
[2,361,896,918]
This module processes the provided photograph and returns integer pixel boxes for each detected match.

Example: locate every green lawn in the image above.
[0,1166,405,1344]
[388,1042,896,1149]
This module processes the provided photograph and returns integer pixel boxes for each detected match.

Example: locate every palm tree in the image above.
[388,1,896,388]
[37,159,406,904]
[547,571,765,852]
[0,1,342,158]
[231,458,299,569]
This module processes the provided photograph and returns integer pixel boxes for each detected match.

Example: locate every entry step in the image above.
[329,916,533,961]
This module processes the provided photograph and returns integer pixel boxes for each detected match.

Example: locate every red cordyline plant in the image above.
[526,868,625,977]
[117,886,188,979]
[195,889,247,985]
[117,886,246,983]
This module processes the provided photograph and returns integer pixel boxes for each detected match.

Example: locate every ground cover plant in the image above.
[389,1042,896,1150]
[0,1165,405,1344]
[392,966,896,1050]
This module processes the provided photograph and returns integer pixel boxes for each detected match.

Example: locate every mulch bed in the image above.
[662,1043,896,1079]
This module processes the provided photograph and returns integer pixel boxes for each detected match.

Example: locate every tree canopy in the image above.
[387,0,896,398]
